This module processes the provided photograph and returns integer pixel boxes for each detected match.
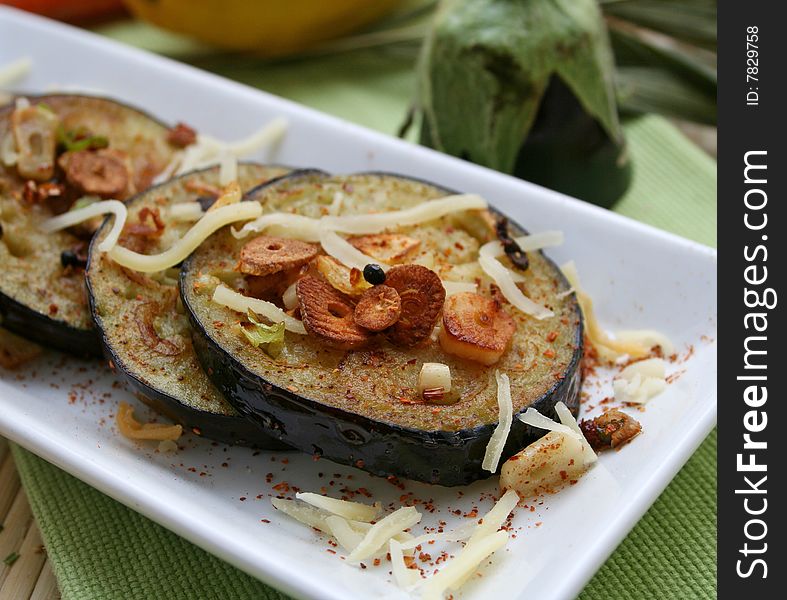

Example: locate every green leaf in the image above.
[416,0,622,174]
[601,0,717,51]
[609,26,715,123]
[240,311,285,358]
[57,124,109,152]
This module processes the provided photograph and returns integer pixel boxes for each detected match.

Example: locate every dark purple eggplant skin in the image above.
[86,166,291,449]
[182,171,583,485]
[0,292,100,356]
[0,94,178,358]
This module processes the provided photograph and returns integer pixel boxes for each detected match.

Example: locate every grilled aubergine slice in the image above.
[0,95,178,355]
[182,171,583,485]
[86,163,290,447]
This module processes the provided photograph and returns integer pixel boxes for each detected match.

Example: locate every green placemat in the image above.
[9,21,716,600]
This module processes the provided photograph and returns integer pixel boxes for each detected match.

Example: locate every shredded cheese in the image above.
[554,401,598,466]
[322,194,488,234]
[478,250,553,320]
[485,230,565,258]
[212,284,306,334]
[421,530,509,600]
[328,191,344,216]
[347,506,422,562]
[0,57,32,87]
[237,193,488,240]
[481,371,514,473]
[233,213,321,241]
[175,117,288,175]
[390,539,420,589]
[271,497,331,533]
[108,201,261,271]
[116,402,182,441]
[319,226,388,272]
[218,153,238,186]
[41,200,127,253]
[561,261,671,361]
[612,358,668,404]
[518,407,582,441]
[168,202,205,222]
[467,489,519,546]
[295,492,381,522]
[442,280,478,296]
[325,515,364,552]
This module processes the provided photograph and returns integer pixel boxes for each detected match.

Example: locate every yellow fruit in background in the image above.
[123,0,404,56]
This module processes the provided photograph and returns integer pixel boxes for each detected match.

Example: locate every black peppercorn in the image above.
[363,263,386,285]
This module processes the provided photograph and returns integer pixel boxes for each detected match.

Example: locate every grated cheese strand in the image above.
[108,201,261,272]
[484,230,565,258]
[271,498,331,533]
[518,407,582,441]
[420,530,509,600]
[390,539,420,590]
[319,226,388,272]
[324,515,364,552]
[554,401,598,466]
[442,281,478,296]
[478,254,554,320]
[168,202,204,222]
[41,200,127,253]
[481,371,514,473]
[560,261,671,361]
[466,489,519,547]
[212,284,306,334]
[321,194,488,234]
[347,506,422,562]
[295,492,381,522]
[237,193,488,240]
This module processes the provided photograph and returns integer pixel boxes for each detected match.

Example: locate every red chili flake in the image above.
[272,482,290,492]
[546,331,558,342]
[326,549,336,555]
[373,558,381,567]
[543,348,556,358]
[559,470,568,480]
[359,563,367,570]
[355,459,365,469]
[239,497,247,501]
[261,519,270,523]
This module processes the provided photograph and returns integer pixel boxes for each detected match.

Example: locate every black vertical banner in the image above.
[718,2,784,598]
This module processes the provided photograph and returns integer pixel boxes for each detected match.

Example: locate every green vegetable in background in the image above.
[414,0,629,207]
[418,0,621,175]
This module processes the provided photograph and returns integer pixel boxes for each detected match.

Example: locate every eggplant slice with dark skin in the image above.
[0,95,179,355]
[182,171,583,485]
[86,163,291,448]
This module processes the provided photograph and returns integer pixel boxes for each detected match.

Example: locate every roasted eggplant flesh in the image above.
[0,95,176,353]
[182,172,582,485]
[87,164,290,447]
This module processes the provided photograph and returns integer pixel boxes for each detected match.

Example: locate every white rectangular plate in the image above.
[0,7,716,600]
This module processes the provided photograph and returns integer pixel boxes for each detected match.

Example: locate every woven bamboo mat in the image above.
[0,438,60,600]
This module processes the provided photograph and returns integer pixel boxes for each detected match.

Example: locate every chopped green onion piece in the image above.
[4,551,20,566]
[240,310,286,357]
[57,124,109,152]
